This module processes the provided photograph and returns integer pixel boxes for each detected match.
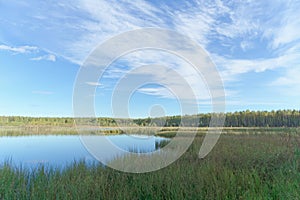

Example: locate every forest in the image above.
[1,110,300,127]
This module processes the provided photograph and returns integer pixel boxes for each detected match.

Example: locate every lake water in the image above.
[0,135,169,169]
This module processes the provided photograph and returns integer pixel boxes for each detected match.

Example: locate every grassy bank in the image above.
[0,125,125,136]
[1,125,299,137]
[1,132,300,199]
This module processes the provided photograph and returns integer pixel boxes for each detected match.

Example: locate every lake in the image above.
[0,135,169,169]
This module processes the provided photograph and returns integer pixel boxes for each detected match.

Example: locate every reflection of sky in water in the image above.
[108,134,164,151]
[0,135,168,169]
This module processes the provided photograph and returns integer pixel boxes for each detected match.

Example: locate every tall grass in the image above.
[1,132,300,199]
[0,126,123,136]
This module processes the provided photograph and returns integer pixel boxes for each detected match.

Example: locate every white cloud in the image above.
[240,41,253,51]
[2,0,300,102]
[73,0,300,85]
[85,82,103,86]
[112,59,220,102]
[54,0,300,93]
[171,7,214,46]
[0,44,56,62]
[62,0,167,64]
[137,87,173,98]
[266,1,300,49]
[271,68,300,87]
[0,44,38,53]
[30,54,56,62]
[213,43,300,82]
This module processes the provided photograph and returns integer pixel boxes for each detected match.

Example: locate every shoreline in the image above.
[0,125,299,136]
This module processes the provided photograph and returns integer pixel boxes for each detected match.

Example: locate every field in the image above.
[0,128,300,199]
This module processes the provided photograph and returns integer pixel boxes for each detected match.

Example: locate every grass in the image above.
[0,130,300,199]
[1,125,299,136]
[0,125,125,136]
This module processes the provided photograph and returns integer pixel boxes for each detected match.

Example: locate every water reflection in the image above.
[0,135,169,169]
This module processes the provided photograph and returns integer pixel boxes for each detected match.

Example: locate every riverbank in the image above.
[1,125,299,137]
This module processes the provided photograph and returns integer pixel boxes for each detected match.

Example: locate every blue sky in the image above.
[0,0,300,117]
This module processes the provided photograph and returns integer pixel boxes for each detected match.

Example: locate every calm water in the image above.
[0,135,168,169]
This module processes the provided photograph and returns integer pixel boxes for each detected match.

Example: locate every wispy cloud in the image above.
[137,87,172,98]
[2,0,300,104]
[213,51,299,81]
[30,54,56,62]
[240,41,254,52]
[0,44,57,62]
[63,0,166,64]
[85,82,103,86]
[74,2,295,76]
[270,68,300,96]
[74,0,300,85]
[0,44,38,54]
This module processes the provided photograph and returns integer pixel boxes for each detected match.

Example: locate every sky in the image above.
[0,0,300,118]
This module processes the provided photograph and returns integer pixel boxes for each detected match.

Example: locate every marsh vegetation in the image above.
[0,129,300,199]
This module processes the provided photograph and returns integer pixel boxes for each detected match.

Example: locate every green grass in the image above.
[1,131,300,199]
[0,126,125,136]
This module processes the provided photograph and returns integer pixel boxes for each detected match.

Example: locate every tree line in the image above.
[0,110,300,127]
